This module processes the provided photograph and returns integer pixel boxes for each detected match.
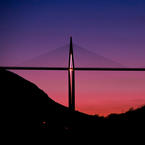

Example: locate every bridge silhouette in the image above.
[0,37,145,111]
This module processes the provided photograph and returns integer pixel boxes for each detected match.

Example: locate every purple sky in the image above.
[0,0,145,66]
[0,0,145,116]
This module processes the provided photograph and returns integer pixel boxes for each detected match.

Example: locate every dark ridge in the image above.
[0,69,144,143]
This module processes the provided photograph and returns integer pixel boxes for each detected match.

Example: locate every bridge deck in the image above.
[0,66,145,71]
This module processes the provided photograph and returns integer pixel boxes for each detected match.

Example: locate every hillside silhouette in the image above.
[0,69,144,143]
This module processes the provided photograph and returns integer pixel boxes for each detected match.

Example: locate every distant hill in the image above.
[0,69,144,143]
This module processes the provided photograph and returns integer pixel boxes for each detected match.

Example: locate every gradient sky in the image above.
[0,0,145,116]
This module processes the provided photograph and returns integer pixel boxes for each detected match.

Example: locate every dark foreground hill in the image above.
[0,69,145,144]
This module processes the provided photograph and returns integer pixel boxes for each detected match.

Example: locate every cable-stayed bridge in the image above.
[0,37,145,111]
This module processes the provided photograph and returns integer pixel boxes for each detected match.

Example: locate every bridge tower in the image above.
[68,37,75,111]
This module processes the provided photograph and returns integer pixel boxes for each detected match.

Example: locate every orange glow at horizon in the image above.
[12,70,145,117]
